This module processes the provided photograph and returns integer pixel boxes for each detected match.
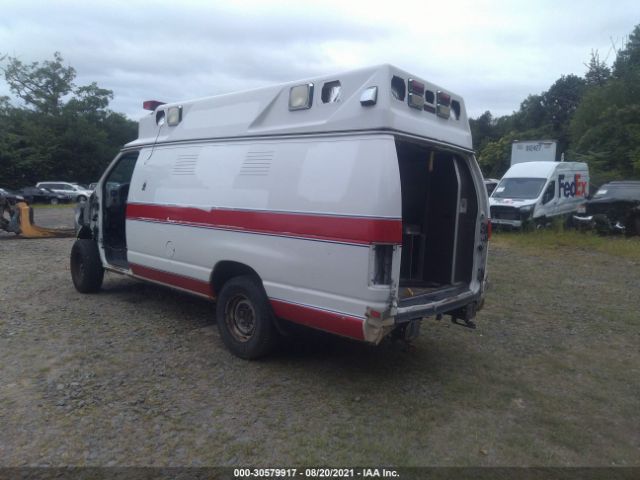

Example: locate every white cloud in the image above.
[0,0,638,120]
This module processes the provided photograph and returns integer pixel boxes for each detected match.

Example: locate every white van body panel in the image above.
[125,136,401,322]
[489,161,589,228]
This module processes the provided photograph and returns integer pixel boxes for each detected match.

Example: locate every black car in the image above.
[574,181,640,235]
[20,186,70,205]
[0,187,25,204]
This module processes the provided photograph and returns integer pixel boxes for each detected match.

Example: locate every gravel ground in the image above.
[1,206,639,466]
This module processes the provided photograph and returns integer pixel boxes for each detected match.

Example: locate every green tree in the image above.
[570,23,640,185]
[477,133,520,178]
[513,94,547,132]
[1,52,75,116]
[541,74,586,150]
[584,50,611,87]
[469,110,496,151]
[472,22,640,186]
[613,24,640,78]
[0,52,137,188]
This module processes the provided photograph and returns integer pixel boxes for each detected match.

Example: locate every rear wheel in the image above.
[216,275,278,359]
[564,214,574,230]
[627,213,640,236]
[70,239,104,293]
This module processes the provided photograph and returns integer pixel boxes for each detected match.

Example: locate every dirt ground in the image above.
[0,206,639,466]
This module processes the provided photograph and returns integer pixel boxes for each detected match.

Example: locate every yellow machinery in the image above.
[0,200,75,238]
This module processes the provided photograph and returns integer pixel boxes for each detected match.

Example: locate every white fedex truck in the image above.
[489,161,589,229]
[71,65,490,359]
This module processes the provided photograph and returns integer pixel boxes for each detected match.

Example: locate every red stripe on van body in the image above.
[270,298,365,341]
[130,263,364,340]
[126,203,402,245]
[130,263,213,298]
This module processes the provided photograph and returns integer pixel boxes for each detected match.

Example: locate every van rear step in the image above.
[398,283,467,307]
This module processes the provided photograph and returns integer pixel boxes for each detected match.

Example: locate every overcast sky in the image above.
[1,0,638,120]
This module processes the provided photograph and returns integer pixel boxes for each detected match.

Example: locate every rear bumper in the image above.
[395,284,480,322]
[491,218,523,228]
[574,214,627,233]
[572,214,594,225]
[362,285,484,343]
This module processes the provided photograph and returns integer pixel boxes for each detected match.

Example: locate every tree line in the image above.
[2,25,639,190]
[0,52,137,189]
[471,23,640,187]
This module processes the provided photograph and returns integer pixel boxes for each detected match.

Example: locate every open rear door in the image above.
[396,138,478,299]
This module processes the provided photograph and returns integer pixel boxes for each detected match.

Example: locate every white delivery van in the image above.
[71,65,490,359]
[489,161,589,229]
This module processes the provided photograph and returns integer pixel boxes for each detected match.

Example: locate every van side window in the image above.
[106,154,138,185]
[542,181,555,204]
[103,152,139,210]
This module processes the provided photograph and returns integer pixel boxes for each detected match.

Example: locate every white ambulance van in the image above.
[71,65,490,359]
[489,161,589,229]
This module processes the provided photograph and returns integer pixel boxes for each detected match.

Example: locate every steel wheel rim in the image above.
[225,293,256,342]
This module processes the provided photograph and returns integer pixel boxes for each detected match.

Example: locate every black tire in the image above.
[627,214,640,236]
[564,214,574,230]
[50,197,59,205]
[70,239,104,293]
[77,195,87,203]
[216,275,278,359]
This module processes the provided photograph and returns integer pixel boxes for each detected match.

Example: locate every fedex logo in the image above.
[558,174,587,198]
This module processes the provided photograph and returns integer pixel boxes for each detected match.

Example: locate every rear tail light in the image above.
[371,244,394,285]
[367,308,382,319]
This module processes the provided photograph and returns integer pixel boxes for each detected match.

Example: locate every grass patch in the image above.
[32,203,76,209]
[492,229,640,259]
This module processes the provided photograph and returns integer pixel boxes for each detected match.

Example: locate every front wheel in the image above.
[50,197,59,205]
[70,239,104,293]
[77,195,87,203]
[216,275,278,359]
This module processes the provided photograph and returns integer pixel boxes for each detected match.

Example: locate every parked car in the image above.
[35,182,92,202]
[20,187,70,205]
[574,181,640,235]
[0,187,25,204]
[484,178,499,196]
